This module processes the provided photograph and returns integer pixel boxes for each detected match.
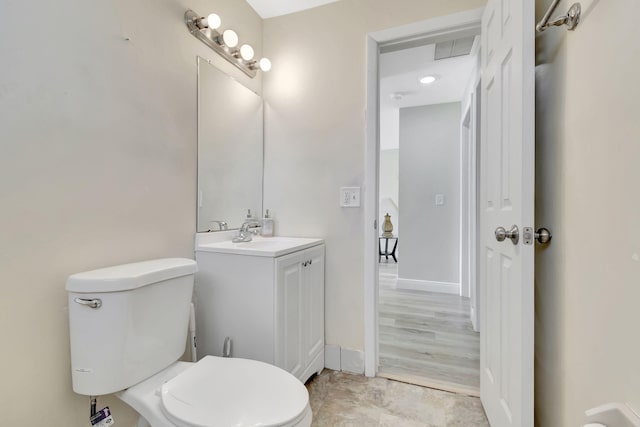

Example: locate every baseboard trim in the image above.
[340,347,364,375]
[324,344,341,371]
[470,305,479,332]
[397,278,460,295]
[325,345,364,375]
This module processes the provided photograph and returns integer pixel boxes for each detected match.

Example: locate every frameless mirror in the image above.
[197,58,264,232]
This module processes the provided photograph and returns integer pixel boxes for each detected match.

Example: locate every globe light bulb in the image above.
[206,13,221,30]
[222,29,239,48]
[240,44,255,61]
[259,58,272,72]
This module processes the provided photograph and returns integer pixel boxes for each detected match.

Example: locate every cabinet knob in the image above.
[308,259,312,265]
[302,261,308,267]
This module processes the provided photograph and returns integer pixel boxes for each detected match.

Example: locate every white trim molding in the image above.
[324,344,341,371]
[324,344,365,375]
[397,278,460,295]
[340,347,365,375]
[363,35,380,378]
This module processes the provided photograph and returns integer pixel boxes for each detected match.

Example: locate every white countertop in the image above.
[195,235,324,258]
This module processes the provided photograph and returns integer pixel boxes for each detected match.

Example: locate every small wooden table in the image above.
[379,236,398,263]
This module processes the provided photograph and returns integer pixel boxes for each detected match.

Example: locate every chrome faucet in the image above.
[209,220,228,231]
[232,220,262,243]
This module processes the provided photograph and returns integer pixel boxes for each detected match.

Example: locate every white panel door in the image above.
[479,0,534,426]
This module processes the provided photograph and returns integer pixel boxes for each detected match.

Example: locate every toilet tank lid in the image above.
[66,258,197,293]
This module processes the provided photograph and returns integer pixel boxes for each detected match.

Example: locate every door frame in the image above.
[461,71,482,331]
[363,7,486,377]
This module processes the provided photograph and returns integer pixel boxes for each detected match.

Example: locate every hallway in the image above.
[377,263,480,396]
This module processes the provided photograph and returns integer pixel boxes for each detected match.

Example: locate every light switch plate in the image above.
[435,194,445,206]
[340,187,361,207]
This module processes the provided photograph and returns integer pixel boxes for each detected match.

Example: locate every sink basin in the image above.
[195,236,324,257]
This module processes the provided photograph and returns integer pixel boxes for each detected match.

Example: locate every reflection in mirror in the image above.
[197,58,264,232]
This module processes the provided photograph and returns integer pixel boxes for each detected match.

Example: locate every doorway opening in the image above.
[366,4,536,424]
[375,32,482,396]
[365,9,482,395]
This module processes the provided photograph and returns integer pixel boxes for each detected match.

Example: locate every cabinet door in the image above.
[275,251,305,378]
[303,245,325,365]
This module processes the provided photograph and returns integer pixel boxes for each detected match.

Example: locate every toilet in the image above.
[66,258,312,427]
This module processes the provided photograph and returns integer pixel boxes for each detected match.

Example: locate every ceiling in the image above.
[379,40,478,150]
[380,42,477,110]
[246,0,341,19]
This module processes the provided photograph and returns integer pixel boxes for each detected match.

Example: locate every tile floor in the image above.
[305,369,489,426]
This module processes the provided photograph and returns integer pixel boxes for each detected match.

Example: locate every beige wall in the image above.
[262,0,486,352]
[0,0,261,424]
[535,0,640,425]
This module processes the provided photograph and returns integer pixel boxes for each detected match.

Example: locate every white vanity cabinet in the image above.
[275,245,325,381]
[194,236,324,384]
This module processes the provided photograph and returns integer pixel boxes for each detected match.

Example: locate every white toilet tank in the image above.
[66,258,197,396]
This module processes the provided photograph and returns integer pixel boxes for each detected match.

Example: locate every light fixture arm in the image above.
[185,9,258,78]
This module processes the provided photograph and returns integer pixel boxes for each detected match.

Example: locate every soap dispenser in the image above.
[261,209,274,237]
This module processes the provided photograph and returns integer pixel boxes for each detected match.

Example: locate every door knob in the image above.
[523,227,553,245]
[495,225,519,245]
[535,227,552,244]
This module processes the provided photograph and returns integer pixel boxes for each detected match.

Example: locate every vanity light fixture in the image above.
[185,9,270,78]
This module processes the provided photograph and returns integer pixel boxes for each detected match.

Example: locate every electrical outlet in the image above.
[340,187,361,207]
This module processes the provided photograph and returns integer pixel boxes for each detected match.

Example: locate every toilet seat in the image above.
[160,356,310,427]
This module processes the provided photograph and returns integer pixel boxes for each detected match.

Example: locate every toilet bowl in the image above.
[118,356,312,427]
[66,258,312,427]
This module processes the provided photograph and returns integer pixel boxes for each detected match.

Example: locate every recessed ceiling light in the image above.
[420,75,437,85]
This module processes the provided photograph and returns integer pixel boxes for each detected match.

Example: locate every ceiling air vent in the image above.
[434,36,476,60]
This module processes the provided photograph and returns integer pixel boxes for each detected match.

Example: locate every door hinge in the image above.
[374,219,377,229]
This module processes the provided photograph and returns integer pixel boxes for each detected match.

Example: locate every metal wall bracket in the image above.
[536,1,581,32]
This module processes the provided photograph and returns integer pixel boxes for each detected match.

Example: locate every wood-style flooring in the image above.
[377,263,480,396]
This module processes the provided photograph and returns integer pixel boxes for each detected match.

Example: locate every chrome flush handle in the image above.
[74,298,102,309]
